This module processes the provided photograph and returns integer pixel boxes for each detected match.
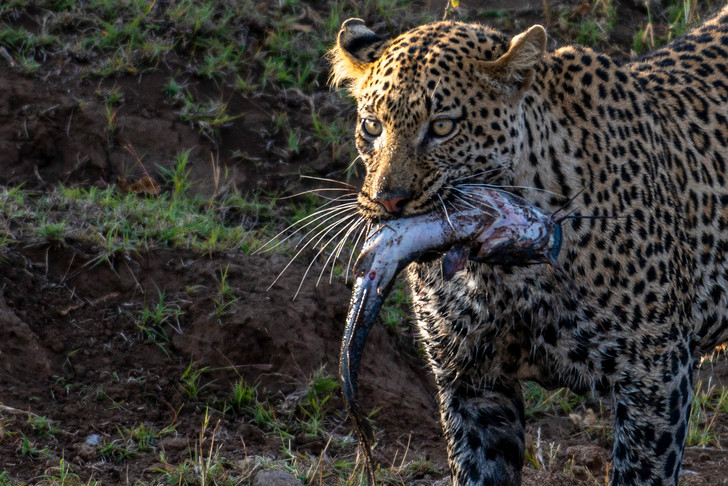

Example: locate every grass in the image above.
[380,280,412,335]
[227,379,258,414]
[687,378,728,447]
[179,362,214,400]
[524,428,560,472]
[523,382,589,418]
[0,175,274,262]
[27,415,59,436]
[18,434,51,458]
[555,0,617,48]
[633,0,701,54]
[212,264,239,317]
[137,290,184,355]
[177,93,241,140]
[37,459,81,485]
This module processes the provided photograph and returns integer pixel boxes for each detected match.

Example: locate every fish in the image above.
[339,187,562,484]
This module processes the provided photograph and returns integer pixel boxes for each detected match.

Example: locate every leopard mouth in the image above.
[357,182,457,223]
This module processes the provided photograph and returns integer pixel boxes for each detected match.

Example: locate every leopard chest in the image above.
[406,261,561,382]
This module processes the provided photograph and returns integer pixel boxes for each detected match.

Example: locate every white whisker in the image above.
[300,174,359,190]
[458,182,565,198]
[450,169,500,183]
[287,205,358,251]
[438,194,455,231]
[346,154,363,173]
[279,189,357,200]
[450,188,498,217]
[269,211,360,293]
[256,201,358,253]
[319,217,366,287]
[332,216,366,276]
[293,212,361,299]
[345,221,370,283]
[449,191,480,211]
[327,234,352,284]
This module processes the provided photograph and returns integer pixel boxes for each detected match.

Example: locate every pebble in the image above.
[71,442,96,461]
[252,469,303,486]
[564,444,606,470]
[159,436,189,451]
[85,434,101,446]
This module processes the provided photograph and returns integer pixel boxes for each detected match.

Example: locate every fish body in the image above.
[340,188,561,483]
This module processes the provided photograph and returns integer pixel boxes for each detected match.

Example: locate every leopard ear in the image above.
[329,19,390,90]
[473,25,546,97]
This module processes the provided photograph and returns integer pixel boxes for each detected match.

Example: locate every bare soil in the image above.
[1,1,727,484]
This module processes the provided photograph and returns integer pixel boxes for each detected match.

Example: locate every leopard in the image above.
[327,6,728,486]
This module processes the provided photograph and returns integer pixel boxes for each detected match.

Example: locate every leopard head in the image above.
[330,19,546,221]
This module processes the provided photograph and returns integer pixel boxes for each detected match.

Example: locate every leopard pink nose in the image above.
[376,196,408,215]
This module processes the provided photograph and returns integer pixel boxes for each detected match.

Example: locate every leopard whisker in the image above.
[327,228,354,284]
[293,212,362,298]
[438,194,455,231]
[259,208,358,287]
[450,169,500,184]
[320,216,367,287]
[334,216,368,278]
[345,221,371,283]
[279,189,357,200]
[458,182,566,199]
[324,216,366,283]
[551,184,588,218]
[346,154,363,173]
[450,193,482,212]
[269,210,360,293]
[287,204,359,251]
[256,200,358,253]
[299,174,359,190]
[447,188,485,211]
[455,186,539,214]
[449,187,498,218]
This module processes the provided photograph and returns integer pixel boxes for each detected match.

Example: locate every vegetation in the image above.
[0,181,270,261]
[633,0,701,54]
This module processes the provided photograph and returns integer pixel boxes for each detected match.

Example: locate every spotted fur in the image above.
[330,8,728,486]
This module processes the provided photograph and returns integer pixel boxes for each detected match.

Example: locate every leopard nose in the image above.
[375,196,409,215]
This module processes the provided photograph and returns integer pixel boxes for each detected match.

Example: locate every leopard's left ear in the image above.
[328,19,390,90]
[473,25,546,97]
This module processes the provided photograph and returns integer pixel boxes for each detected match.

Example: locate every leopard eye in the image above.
[361,118,383,137]
[430,118,454,137]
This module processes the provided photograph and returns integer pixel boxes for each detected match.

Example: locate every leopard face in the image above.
[331,19,546,221]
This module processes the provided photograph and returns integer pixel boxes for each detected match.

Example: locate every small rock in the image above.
[564,444,606,470]
[159,436,189,452]
[571,465,589,480]
[252,469,303,486]
[237,423,264,443]
[70,442,96,461]
[85,434,101,446]
[421,478,451,486]
[237,454,272,472]
[568,408,598,427]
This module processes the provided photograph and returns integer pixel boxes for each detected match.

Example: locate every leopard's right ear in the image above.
[328,19,389,90]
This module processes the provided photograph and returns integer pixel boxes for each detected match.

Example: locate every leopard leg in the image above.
[611,344,694,486]
[436,375,525,486]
